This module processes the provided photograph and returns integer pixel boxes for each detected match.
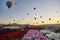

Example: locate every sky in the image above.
[0,0,60,25]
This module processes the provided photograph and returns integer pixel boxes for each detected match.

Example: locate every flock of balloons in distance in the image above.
[6,1,59,24]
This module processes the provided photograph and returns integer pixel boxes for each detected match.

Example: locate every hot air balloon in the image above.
[42,21,44,23]
[15,3,17,5]
[6,1,13,9]
[13,20,15,22]
[56,11,58,13]
[27,13,29,15]
[36,22,38,24]
[33,23,35,24]
[34,7,36,10]
[18,21,20,23]
[49,18,51,20]
[23,17,24,20]
[34,17,36,20]
[40,16,42,18]
[57,21,59,23]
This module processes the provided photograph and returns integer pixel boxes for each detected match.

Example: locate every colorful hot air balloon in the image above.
[6,1,13,9]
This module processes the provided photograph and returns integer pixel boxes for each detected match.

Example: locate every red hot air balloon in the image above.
[6,1,13,9]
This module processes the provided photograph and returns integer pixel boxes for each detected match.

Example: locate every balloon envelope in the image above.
[15,3,17,5]
[56,11,58,13]
[34,7,36,10]
[6,1,13,9]
[34,17,36,20]
[13,20,15,22]
[18,21,20,22]
[49,18,51,20]
[42,21,44,23]
[23,17,24,20]
[36,22,38,24]
[27,13,29,15]
[57,21,59,23]
[40,16,42,18]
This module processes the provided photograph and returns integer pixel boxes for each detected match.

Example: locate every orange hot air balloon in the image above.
[6,1,13,9]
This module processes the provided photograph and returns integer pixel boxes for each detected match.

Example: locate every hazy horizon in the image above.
[0,0,60,25]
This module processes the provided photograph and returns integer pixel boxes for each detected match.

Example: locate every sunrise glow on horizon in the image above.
[0,0,60,25]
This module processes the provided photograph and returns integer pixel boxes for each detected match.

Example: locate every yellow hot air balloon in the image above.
[6,1,13,9]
